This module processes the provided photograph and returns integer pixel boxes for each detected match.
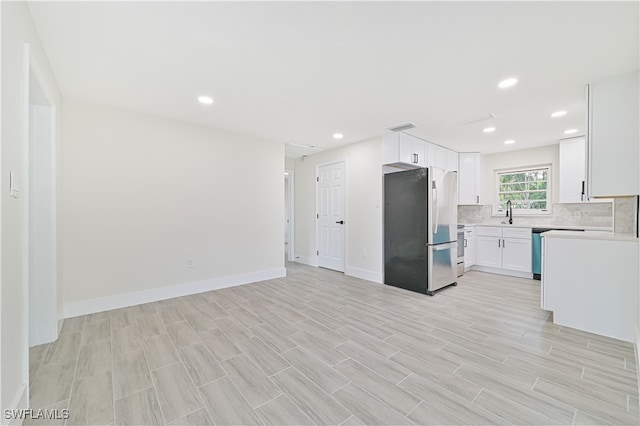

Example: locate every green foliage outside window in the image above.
[498,168,548,211]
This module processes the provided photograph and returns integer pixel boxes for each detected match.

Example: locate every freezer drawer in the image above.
[428,242,458,295]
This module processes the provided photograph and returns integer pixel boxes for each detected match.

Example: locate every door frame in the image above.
[315,159,347,272]
[285,169,295,262]
[21,41,59,354]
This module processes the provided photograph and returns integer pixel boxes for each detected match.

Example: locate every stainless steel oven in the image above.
[456,225,465,277]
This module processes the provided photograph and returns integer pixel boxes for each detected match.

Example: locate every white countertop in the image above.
[541,230,638,242]
[462,223,613,231]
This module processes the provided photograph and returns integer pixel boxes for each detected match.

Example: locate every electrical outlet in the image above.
[187,258,195,268]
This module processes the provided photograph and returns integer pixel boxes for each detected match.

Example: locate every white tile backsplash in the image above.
[457,200,635,231]
[614,196,638,234]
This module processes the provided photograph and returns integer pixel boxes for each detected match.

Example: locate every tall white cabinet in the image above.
[458,153,482,205]
[559,137,586,203]
[587,70,639,197]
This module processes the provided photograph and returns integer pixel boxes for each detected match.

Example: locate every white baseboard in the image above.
[471,266,533,280]
[345,266,383,283]
[5,383,28,425]
[293,255,318,267]
[64,268,286,318]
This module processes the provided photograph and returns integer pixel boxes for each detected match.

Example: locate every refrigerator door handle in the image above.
[431,242,457,251]
[432,181,439,235]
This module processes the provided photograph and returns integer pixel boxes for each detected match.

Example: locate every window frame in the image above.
[494,165,552,216]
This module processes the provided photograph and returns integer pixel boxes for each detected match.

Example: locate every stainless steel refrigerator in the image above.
[384,167,458,295]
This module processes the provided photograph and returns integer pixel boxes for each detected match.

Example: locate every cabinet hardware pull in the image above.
[412,153,418,164]
[503,239,506,248]
[464,238,467,248]
[476,195,479,204]
[498,239,501,248]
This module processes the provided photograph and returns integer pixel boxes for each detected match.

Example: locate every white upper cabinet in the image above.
[382,133,427,169]
[434,146,448,170]
[559,137,586,203]
[588,70,639,197]
[458,152,482,205]
[382,133,459,173]
[447,150,459,172]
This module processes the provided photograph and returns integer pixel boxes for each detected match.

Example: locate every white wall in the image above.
[294,137,383,282]
[481,144,560,213]
[285,157,295,170]
[1,1,63,418]
[61,100,285,314]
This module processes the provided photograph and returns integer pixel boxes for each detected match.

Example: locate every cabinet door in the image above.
[464,228,475,267]
[447,150,459,172]
[382,133,425,168]
[501,237,532,273]
[413,141,427,167]
[559,138,586,203]
[435,146,448,170]
[398,135,416,165]
[458,153,481,204]
[475,236,501,268]
[589,70,639,197]
[425,143,437,167]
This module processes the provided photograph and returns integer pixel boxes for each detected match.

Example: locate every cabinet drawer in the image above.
[476,226,502,237]
[502,227,532,240]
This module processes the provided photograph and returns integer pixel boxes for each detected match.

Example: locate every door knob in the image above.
[335,220,344,224]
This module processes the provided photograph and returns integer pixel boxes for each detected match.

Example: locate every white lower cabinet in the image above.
[542,233,638,342]
[463,226,475,269]
[476,235,501,268]
[501,238,532,272]
[473,226,532,278]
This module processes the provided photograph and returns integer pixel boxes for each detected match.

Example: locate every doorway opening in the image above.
[284,169,294,262]
[23,44,59,348]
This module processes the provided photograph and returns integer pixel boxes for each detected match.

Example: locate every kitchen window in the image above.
[496,166,550,214]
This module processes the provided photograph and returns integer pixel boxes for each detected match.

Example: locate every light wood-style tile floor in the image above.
[28,263,639,425]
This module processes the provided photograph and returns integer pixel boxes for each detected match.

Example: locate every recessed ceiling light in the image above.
[198,96,214,104]
[498,78,518,89]
[483,127,496,133]
[564,129,578,135]
[333,133,344,140]
[504,139,515,145]
[551,110,567,118]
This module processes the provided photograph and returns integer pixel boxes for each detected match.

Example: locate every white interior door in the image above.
[317,161,345,272]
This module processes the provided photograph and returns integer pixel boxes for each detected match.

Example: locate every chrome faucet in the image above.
[506,200,513,225]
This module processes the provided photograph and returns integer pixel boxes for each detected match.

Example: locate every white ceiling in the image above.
[28,1,639,156]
